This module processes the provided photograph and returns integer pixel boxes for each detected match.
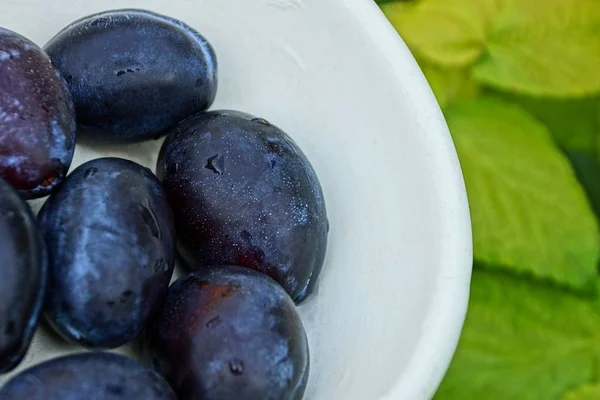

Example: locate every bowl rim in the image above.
[347,0,473,398]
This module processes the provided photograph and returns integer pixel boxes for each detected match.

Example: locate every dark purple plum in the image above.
[144,266,309,400]
[44,9,217,144]
[0,28,76,199]
[0,352,177,399]
[37,157,175,349]
[0,178,46,373]
[157,110,328,302]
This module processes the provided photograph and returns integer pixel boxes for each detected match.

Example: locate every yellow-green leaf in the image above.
[436,269,600,399]
[494,94,600,153]
[448,97,599,290]
[562,383,600,400]
[381,0,500,67]
[474,0,600,97]
[597,103,600,162]
[567,151,600,223]
[490,94,600,220]
[420,63,480,108]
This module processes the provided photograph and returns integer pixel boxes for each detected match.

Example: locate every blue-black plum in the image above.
[0,352,177,399]
[37,157,176,349]
[44,9,217,144]
[0,27,75,199]
[157,110,328,303]
[0,178,46,373]
[144,266,309,400]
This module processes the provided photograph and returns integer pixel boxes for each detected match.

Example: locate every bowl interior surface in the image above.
[0,0,472,399]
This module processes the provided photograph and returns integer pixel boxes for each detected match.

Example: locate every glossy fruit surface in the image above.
[38,157,176,349]
[44,9,217,143]
[157,110,328,302]
[0,352,177,399]
[144,266,309,400]
[0,178,47,373]
[0,27,76,199]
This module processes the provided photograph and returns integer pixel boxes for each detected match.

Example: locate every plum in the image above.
[0,352,177,399]
[144,266,309,400]
[0,27,76,199]
[44,9,217,143]
[37,157,176,348]
[157,110,328,302]
[0,178,47,373]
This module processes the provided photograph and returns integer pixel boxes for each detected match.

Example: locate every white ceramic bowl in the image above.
[0,0,472,398]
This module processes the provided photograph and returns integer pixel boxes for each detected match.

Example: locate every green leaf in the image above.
[492,94,600,153]
[566,151,600,222]
[562,383,600,400]
[596,103,600,163]
[375,0,407,4]
[473,0,600,97]
[487,93,600,221]
[447,97,599,290]
[435,269,600,400]
[381,0,499,67]
[420,63,480,109]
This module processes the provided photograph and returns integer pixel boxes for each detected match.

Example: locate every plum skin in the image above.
[44,8,218,144]
[0,27,76,199]
[0,352,177,399]
[157,110,328,303]
[144,266,310,400]
[0,178,47,373]
[37,157,176,349]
